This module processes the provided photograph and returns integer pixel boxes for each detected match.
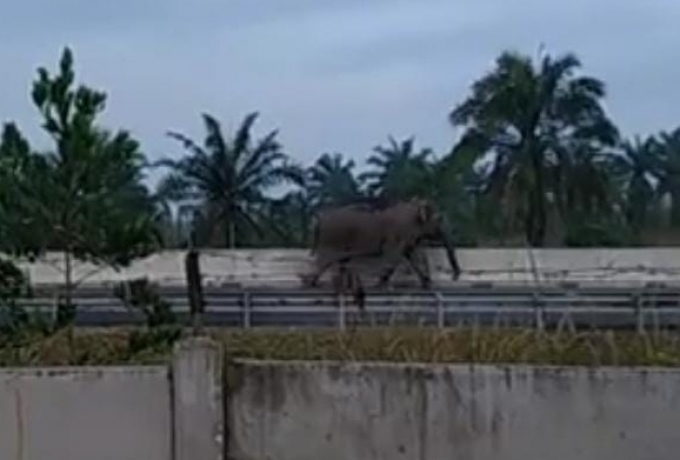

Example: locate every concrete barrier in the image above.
[2,337,680,460]
[0,337,223,460]
[227,360,680,460]
[12,247,680,288]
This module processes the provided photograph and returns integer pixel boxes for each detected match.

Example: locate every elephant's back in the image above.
[315,206,381,248]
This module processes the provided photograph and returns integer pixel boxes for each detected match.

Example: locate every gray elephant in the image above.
[305,197,462,288]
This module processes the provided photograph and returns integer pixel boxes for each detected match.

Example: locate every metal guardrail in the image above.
[8,284,680,330]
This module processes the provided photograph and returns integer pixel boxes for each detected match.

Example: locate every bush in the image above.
[0,257,56,345]
[113,277,177,328]
[113,277,182,354]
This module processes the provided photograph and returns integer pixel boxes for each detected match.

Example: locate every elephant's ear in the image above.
[416,199,434,223]
[417,204,427,223]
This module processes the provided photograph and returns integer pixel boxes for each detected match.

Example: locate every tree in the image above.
[17,47,161,306]
[305,152,365,209]
[157,111,304,248]
[256,190,313,247]
[431,144,486,246]
[653,127,680,226]
[0,123,46,259]
[608,135,659,239]
[449,49,619,246]
[360,136,434,202]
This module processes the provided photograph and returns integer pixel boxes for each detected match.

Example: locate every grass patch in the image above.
[2,326,680,367]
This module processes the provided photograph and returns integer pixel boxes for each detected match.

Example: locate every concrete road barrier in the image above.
[228,360,680,460]
[0,337,223,460]
[2,336,680,459]
[11,247,680,289]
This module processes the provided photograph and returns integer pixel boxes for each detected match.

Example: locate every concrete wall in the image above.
[0,337,223,460]
[0,365,172,460]
[227,360,680,460]
[3,338,680,460]
[12,247,680,288]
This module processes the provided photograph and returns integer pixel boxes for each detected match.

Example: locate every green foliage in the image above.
[114,278,177,328]
[6,44,680,255]
[0,123,46,259]
[0,258,73,348]
[27,47,161,268]
[156,111,305,248]
[360,135,435,202]
[113,278,182,353]
[0,46,162,333]
[563,220,632,247]
[306,153,366,209]
[449,49,620,247]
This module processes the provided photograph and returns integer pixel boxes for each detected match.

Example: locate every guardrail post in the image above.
[434,291,444,328]
[555,288,576,333]
[633,292,644,334]
[532,291,545,331]
[185,247,205,335]
[337,293,346,331]
[242,291,251,329]
[649,285,660,336]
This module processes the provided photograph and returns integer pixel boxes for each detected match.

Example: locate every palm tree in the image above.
[609,135,659,238]
[432,145,487,245]
[550,141,629,246]
[653,127,680,226]
[360,135,434,202]
[449,49,619,246]
[305,152,365,209]
[156,111,304,248]
[258,190,313,247]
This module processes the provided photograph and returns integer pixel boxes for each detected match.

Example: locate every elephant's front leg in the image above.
[404,246,431,289]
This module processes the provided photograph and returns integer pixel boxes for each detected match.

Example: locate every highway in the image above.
[9,283,680,330]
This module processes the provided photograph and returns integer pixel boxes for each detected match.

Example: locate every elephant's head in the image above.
[408,197,462,281]
[411,198,440,235]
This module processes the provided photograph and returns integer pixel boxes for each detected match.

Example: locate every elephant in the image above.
[305,197,462,289]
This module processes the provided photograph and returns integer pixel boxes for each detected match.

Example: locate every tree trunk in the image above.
[527,138,547,247]
[62,247,75,353]
[671,190,680,227]
[64,248,73,310]
[228,221,236,248]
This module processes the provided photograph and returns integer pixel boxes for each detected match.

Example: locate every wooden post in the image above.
[185,247,205,335]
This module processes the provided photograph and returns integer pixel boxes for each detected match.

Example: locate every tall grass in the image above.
[1,326,680,367]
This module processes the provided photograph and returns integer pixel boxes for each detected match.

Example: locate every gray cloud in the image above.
[1,0,679,191]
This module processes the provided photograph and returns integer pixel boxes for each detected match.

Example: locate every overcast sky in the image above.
[1,0,678,190]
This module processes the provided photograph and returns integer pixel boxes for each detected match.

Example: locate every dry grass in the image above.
[2,326,680,368]
[214,327,680,367]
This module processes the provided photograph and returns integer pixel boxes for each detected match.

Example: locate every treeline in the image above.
[2,46,680,277]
